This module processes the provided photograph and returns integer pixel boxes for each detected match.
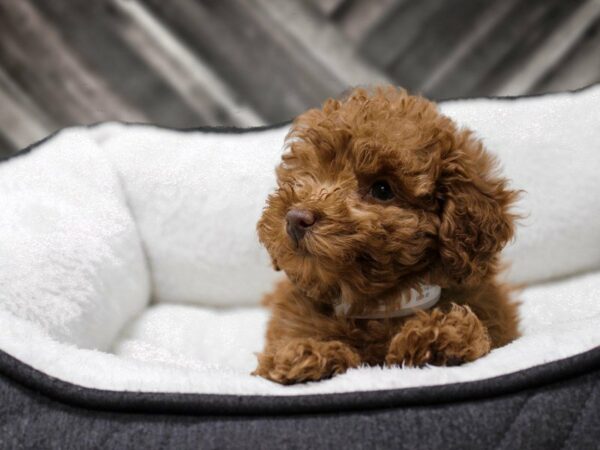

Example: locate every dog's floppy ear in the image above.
[437,131,517,285]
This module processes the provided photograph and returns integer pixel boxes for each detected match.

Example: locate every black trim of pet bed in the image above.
[1,345,598,416]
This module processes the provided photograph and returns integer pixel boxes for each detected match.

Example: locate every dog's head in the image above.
[258,87,517,302]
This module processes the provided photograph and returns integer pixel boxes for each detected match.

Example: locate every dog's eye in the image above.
[370,180,394,201]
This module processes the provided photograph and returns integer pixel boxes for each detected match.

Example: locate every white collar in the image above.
[334,284,441,319]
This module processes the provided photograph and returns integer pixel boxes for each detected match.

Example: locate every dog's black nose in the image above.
[286,209,316,243]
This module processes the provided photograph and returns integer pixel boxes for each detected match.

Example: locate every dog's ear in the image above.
[437,131,517,285]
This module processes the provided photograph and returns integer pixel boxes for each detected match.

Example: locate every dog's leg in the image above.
[385,304,491,367]
[253,338,361,385]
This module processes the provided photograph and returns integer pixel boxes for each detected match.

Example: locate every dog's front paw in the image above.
[253,338,360,385]
[386,304,491,367]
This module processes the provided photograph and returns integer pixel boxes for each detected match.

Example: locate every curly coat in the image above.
[254,86,520,385]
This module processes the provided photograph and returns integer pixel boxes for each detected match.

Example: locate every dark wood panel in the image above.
[420,0,575,99]
[335,0,401,43]
[253,0,391,88]
[386,0,492,93]
[0,0,596,154]
[467,0,587,97]
[534,15,600,94]
[31,0,216,128]
[0,64,55,147]
[359,0,443,68]
[0,131,16,157]
[143,0,346,122]
[494,0,600,96]
[306,0,349,17]
[0,1,147,126]
[0,84,52,150]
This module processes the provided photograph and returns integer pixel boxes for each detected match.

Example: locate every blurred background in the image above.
[0,0,599,157]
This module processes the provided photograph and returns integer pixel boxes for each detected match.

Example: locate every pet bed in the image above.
[0,86,599,449]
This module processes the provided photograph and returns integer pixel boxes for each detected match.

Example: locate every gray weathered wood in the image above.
[336,0,402,43]
[419,0,520,94]
[0,83,52,151]
[110,0,264,126]
[0,0,596,154]
[468,0,586,97]
[0,66,55,147]
[424,0,575,98]
[386,0,491,93]
[0,131,16,157]
[30,0,203,127]
[142,0,347,121]
[252,0,392,88]
[0,1,147,125]
[359,0,443,68]
[495,0,600,96]
[535,16,600,94]
[306,0,348,17]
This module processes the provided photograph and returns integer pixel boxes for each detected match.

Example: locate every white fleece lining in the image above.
[0,86,599,396]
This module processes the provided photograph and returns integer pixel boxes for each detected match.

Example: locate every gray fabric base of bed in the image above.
[0,348,598,449]
[1,86,600,449]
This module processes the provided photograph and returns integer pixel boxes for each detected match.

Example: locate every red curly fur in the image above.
[253,86,520,385]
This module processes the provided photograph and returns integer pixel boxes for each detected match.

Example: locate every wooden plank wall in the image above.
[0,0,599,157]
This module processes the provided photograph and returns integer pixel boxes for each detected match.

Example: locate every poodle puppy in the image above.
[253,86,520,385]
